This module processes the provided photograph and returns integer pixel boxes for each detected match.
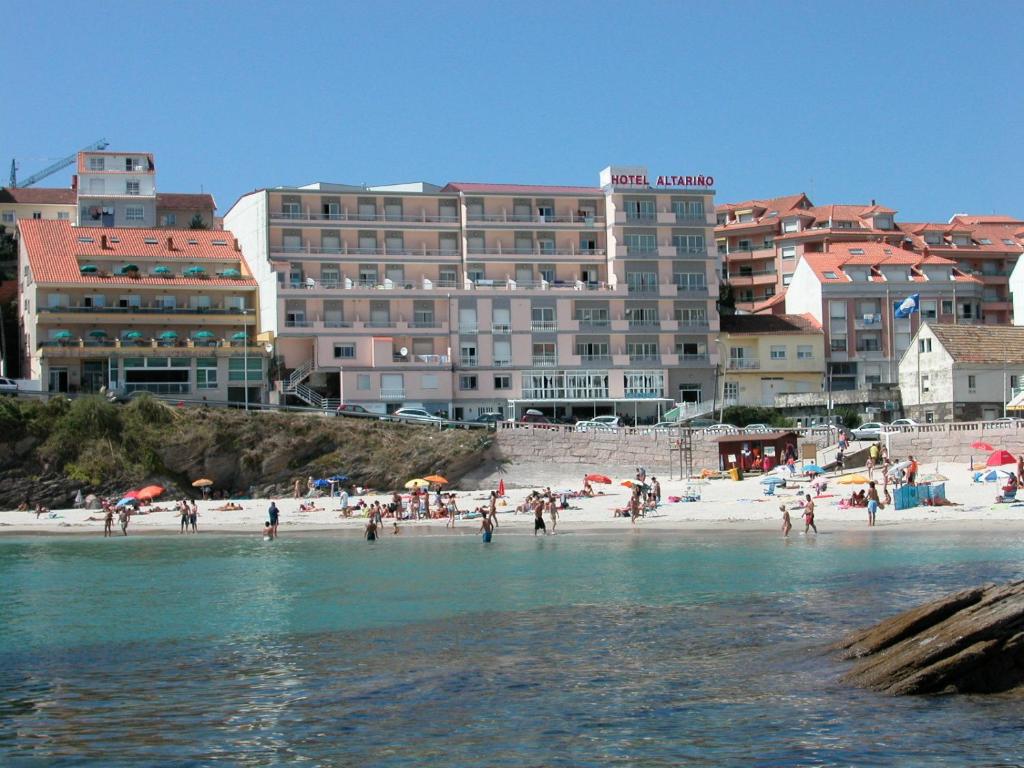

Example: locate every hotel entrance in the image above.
[81,360,108,393]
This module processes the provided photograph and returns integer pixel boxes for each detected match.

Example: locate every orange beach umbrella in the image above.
[424,474,448,485]
[586,473,612,484]
[138,485,165,499]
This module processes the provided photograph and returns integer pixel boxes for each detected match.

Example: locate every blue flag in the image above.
[894,293,920,318]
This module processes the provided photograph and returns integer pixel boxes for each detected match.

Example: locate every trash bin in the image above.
[728,467,742,481]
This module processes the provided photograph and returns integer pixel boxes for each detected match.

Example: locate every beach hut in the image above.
[713,431,798,474]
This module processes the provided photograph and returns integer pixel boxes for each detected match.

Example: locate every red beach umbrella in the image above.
[138,485,165,500]
[971,440,994,451]
[497,478,506,497]
[586,473,612,484]
[123,489,141,499]
[986,449,1017,467]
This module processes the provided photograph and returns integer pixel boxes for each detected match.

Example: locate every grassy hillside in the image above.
[0,395,491,508]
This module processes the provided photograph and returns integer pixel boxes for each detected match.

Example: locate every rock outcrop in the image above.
[835,581,1024,695]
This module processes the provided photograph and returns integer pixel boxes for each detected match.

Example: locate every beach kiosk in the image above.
[715,431,799,474]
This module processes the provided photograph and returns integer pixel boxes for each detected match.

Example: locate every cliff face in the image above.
[0,396,491,508]
[835,581,1024,695]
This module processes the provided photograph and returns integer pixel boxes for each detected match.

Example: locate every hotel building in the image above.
[17,219,268,401]
[225,165,719,421]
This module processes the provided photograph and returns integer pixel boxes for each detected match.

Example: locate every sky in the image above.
[4,0,1021,222]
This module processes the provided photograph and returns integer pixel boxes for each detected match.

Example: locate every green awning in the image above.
[79,264,98,274]
[159,330,179,340]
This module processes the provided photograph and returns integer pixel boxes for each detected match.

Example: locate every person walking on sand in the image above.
[867,481,880,527]
[118,507,130,536]
[533,496,547,536]
[1017,454,1023,486]
[480,514,494,543]
[104,506,114,538]
[190,500,199,533]
[651,477,662,505]
[781,504,792,537]
[546,493,558,533]
[803,494,817,534]
[630,487,641,526]
[488,491,499,529]
[179,500,189,533]
[268,502,280,539]
[907,455,919,486]
[293,478,302,499]
[445,493,458,529]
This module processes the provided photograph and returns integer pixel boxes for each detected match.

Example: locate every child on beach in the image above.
[781,504,791,537]
[263,521,273,540]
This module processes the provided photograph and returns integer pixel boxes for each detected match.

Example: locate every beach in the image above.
[3,459,1022,536]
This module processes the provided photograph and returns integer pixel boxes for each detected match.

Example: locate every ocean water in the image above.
[1,529,1023,766]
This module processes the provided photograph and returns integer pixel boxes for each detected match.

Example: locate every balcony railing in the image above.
[459,358,479,368]
[579,354,612,363]
[679,353,709,362]
[673,214,709,225]
[39,305,249,316]
[125,383,190,395]
[492,324,511,334]
[380,388,406,400]
[532,355,557,367]
[467,212,604,225]
[628,354,661,364]
[464,247,607,258]
[727,358,760,370]
[530,320,557,331]
[272,210,460,224]
[458,324,478,334]
[272,244,461,258]
[575,318,611,328]
[675,246,712,257]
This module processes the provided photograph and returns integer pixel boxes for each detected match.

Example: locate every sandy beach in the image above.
[3,459,1023,537]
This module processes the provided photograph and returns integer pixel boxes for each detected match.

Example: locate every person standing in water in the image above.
[268,502,280,539]
[480,514,494,543]
[781,504,792,537]
[867,481,880,527]
[365,517,378,542]
[104,506,114,538]
[803,494,817,534]
[533,497,547,536]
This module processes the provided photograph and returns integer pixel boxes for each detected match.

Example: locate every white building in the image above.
[77,151,157,227]
[898,322,1024,422]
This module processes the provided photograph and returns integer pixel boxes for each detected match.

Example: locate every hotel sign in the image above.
[601,165,714,189]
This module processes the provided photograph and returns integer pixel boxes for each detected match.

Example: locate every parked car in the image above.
[987,416,1024,426]
[574,420,617,432]
[851,421,888,440]
[743,423,772,432]
[518,410,554,427]
[385,407,443,424]
[702,423,738,434]
[888,418,919,428]
[0,377,18,395]
[591,415,624,427]
[335,403,373,418]
[651,421,682,430]
[474,412,505,425]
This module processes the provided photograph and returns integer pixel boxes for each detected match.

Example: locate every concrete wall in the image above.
[886,421,1024,463]
[492,423,835,477]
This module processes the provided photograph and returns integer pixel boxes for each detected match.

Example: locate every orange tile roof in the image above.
[17,219,256,286]
[950,214,1022,226]
[715,193,810,215]
[720,313,822,335]
[155,192,217,212]
[0,187,76,205]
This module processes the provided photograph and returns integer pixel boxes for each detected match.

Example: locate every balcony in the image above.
[673,213,711,226]
[458,324,478,334]
[492,324,511,334]
[853,315,883,330]
[722,245,775,260]
[380,388,406,400]
[464,246,607,260]
[532,355,557,367]
[576,318,611,329]
[675,246,713,258]
[459,357,479,368]
[39,305,250,318]
[679,353,709,362]
[270,244,462,260]
[530,320,557,331]
[727,358,760,370]
[727,270,777,287]
[466,212,604,226]
[37,339,267,358]
[628,354,661,364]
[579,354,612,364]
[271,210,461,226]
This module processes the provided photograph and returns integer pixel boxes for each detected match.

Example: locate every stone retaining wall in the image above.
[886,421,1024,463]
[493,424,836,477]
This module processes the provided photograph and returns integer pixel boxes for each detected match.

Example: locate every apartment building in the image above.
[17,219,267,402]
[0,187,76,229]
[718,314,824,407]
[224,165,719,421]
[77,151,157,227]
[715,194,903,312]
[785,241,984,390]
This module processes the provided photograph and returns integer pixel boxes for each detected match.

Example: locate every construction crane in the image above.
[8,138,109,188]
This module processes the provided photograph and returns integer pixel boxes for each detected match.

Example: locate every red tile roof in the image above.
[950,214,1023,226]
[77,151,155,174]
[156,192,217,212]
[800,243,978,285]
[720,313,822,335]
[0,187,76,205]
[715,193,810,216]
[441,182,603,195]
[17,219,256,286]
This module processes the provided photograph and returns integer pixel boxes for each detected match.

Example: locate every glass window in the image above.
[494,375,511,390]
[357,374,371,390]
[797,345,813,359]
[921,300,937,319]
[125,206,144,221]
[196,359,218,389]
[968,375,977,393]
[770,345,786,360]
[333,344,355,359]
[228,357,262,382]
[459,374,478,390]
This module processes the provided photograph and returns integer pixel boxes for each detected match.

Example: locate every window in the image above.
[724,381,739,399]
[333,343,355,359]
[531,306,555,330]
[920,374,930,393]
[918,338,932,353]
[624,233,657,253]
[921,300,937,319]
[494,375,511,390]
[125,206,144,222]
[422,374,439,390]
[673,234,705,253]
[161,213,177,227]
[942,300,954,315]
[823,271,839,279]
[782,274,794,286]
[228,357,262,382]
[575,306,610,326]
[797,345,813,359]
[460,343,478,366]
[459,374,478,390]
[32,211,42,219]
[770,345,786,360]
[960,302,974,319]
[968,375,977,393]
[196,358,218,389]
[1,211,13,223]
[782,219,799,233]
[357,374,371,390]
[126,180,140,195]
[830,337,847,352]
[89,157,105,170]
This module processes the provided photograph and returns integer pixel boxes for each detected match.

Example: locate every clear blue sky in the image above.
[4,0,1021,221]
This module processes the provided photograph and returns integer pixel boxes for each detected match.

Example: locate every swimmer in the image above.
[365,518,378,542]
[780,504,791,537]
[480,515,494,543]
[263,521,273,540]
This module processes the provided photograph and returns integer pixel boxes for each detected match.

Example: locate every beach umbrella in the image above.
[138,485,164,499]
[329,475,349,483]
[424,474,448,484]
[52,330,73,340]
[760,475,786,486]
[887,460,911,476]
[124,330,143,340]
[801,464,824,475]
[192,330,216,340]
[122,490,141,499]
[184,266,207,276]
[118,264,139,274]
[159,330,178,340]
[971,440,994,451]
[987,449,1017,467]
[405,478,430,489]
[88,329,108,339]
[116,497,138,507]
[313,479,332,489]
[497,478,506,496]
[191,478,214,488]
[585,473,612,484]
[79,264,98,274]
[838,474,869,485]
[917,472,949,484]
[153,265,172,275]
[222,268,241,278]
[231,331,248,341]
[620,480,635,488]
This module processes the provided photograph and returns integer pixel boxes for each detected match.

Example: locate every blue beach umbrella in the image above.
[192,330,216,340]
[313,479,332,489]
[328,475,349,483]
[801,464,824,475]
[124,330,143,340]
[116,497,138,507]
[230,331,248,341]
[760,475,786,486]
[184,266,207,276]
[79,264,98,274]
[159,330,178,340]
[87,329,108,339]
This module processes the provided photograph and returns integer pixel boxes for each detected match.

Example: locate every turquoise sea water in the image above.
[1,529,1023,765]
